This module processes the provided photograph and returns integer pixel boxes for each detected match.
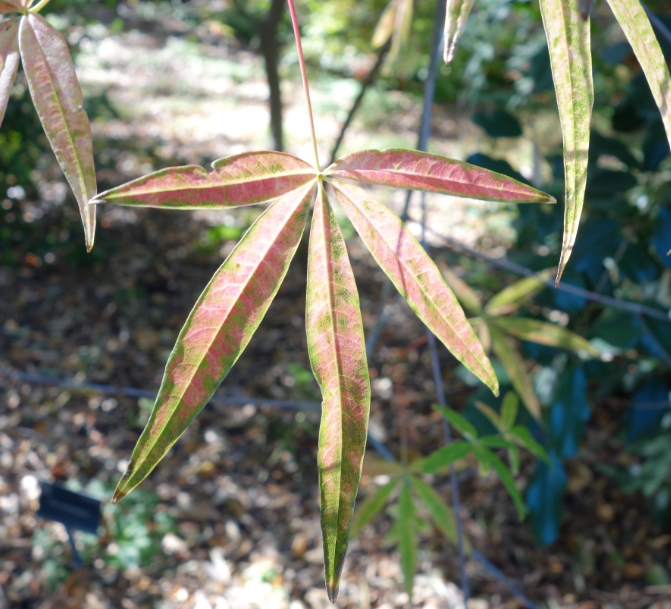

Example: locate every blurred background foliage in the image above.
[2,0,671,598]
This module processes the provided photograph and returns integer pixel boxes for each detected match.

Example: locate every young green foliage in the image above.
[0,3,98,249]
[444,269,599,420]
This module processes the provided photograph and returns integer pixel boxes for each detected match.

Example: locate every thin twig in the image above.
[0,368,321,411]
[637,313,671,368]
[425,226,671,324]
[414,0,470,600]
[328,38,392,166]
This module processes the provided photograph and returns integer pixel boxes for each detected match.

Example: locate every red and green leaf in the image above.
[538,0,593,283]
[605,0,671,154]
[443,0,476,65]
[19,13,97,250]
[0,18,19,126]
[94,151,317,209]
[306,185,371,602]
[0,1,23,14]
[332,180,498,394]
[327,149,556,205]
[113,183,315,503]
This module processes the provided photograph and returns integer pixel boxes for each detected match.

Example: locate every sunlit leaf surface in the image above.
[328,149,556,205]
[113,183,315,503]
[19,13,97,250]
[538,0,593,283]
[306,185,371,602]
[606,0,671,155]
[0,18,19,126]
[333,181,498,394]
[94,151,317,209]
[443,0,475,64]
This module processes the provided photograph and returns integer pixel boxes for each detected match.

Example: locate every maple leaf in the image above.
[92,145,554,599]
[88,0,555,600]
[0,2,97,250]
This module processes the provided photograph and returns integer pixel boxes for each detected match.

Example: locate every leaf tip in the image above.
[325,582,340,603]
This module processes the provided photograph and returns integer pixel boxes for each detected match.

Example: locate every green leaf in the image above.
[422,440,473,473]
[327,149,556,205]
[439,264,483,315]
[474,400,502,430]
[94,151,317,209]
[492,317,600,357]
[434,405,478,440]
[538,0,594,283]
[19,13,97,250]
[371,0,397,48]
[398,483,417,598]
[606,0,671,159]
[479,436,519,450]
[508,445,521,476]
[501,391,519,430]
[350,477,399,538]
[443,0,476,64]
[332,181,498,394]
[410,476,457,543]
[510,426,551,464]
[112,184,315,504]
[483,269,554,316]
[0,18,19,128]
[490,325,541,420]
[473,445,526,520]
[306,185,371,602]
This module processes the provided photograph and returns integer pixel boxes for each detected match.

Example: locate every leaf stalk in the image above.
[29,0,52,13]
[286,0,321,171]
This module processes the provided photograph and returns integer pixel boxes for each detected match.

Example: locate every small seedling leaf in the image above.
[492,317,599,357]
[410,476,457,543]
[483,269,554,317]
[434,405,478,440]
[398,483,417,599]
[350,477,399,538]
[422,441,473,473]
[490,326,541,420]
[474,445,526,519]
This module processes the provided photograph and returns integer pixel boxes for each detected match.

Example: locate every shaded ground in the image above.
[1,8,671,609]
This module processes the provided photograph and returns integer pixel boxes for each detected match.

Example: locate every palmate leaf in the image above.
[332,180,499,394]
[112,183,315,503]
[328,149,556,205]
[443,0,476,65]
[0,18,19,126]
[93,151,317,209]
[306,184,371,602]
[19,13,97,251]
[538,0,593,283]
[606,0,671,153]
[490,325,541,420]
[492,317,599,357]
